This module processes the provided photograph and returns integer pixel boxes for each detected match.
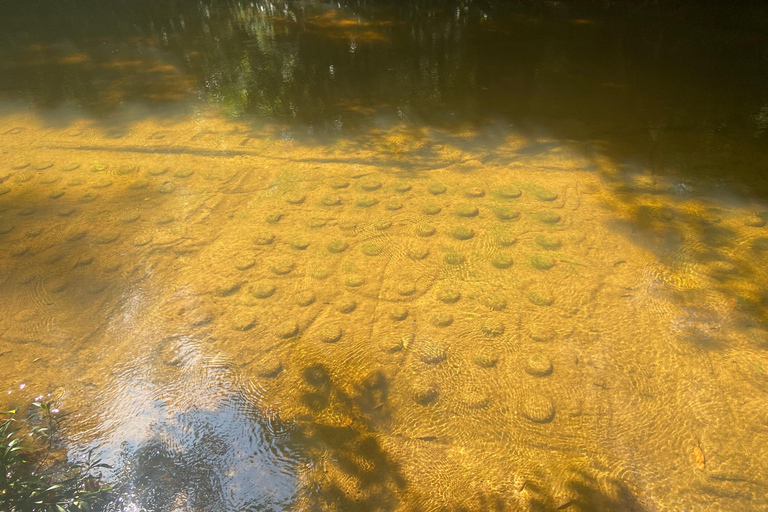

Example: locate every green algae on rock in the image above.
[385,200,403,210]
[423,203,442,215]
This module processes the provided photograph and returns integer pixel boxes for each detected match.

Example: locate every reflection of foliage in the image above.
[0,401,110,512]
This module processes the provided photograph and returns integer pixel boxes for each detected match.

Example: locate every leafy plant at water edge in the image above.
[1,401,111,512]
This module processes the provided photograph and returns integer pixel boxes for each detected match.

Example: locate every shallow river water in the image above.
[2,1,768,511]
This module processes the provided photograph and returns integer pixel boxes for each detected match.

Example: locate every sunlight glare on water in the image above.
[1,1,768,511]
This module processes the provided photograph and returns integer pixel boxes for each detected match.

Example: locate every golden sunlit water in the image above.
[2,1,768,511]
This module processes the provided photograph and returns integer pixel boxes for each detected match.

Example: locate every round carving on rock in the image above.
[521,394,556,423]
[525,354,553,377]
[321,325,343,343]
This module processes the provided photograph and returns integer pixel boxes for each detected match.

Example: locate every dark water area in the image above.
[1,1,768,511]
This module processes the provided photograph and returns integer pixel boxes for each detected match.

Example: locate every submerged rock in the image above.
[390,306,409,321]
[535,234,562,250]
[420,342,447,364]
[336,298,357,313]
[482,320,505,337]
[428,183,447,195]
[473,349,499,368]
[321,325,343,343]
[417,224,436,237]
[455,203,479,217]
[361,180,382,191]
[328,239,349,253]
[535,211,561,224]
[495,185,522,199]
[412,381,439,405]
[525,354,553,377]
[438,288,461,303]
[252,283,276,299]
[450,226,475,240]
[361,243,383,256]
[529,185,558,202]
[491,254,513,269]
[530,254,556,270]
[529,291,554,306]
[431,313,454,327]
[521,394,556,423]
[356,196,379,207]
[464,187,485,198]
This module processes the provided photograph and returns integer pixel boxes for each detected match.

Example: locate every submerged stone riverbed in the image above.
[1,1,768,511]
